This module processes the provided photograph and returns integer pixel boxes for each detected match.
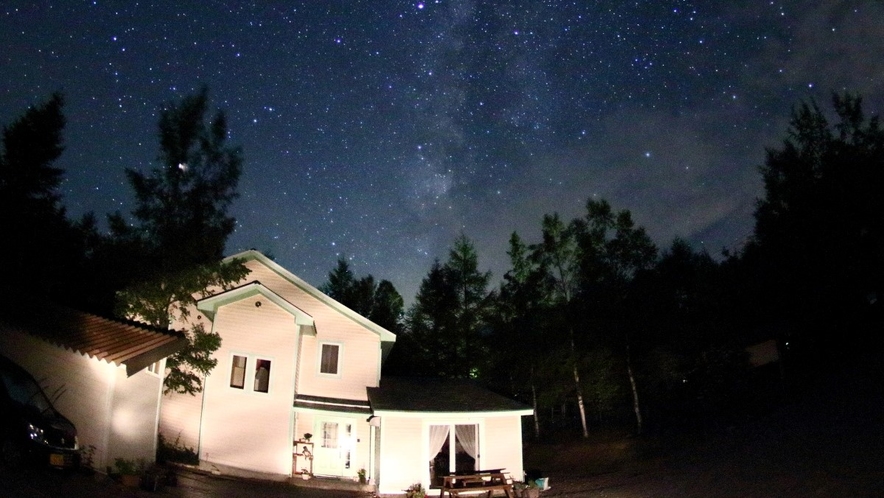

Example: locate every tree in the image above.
[531,213,591,436]
[492,232,552,438]
[574,199,657,434]
[406,234,492,378]
[111,87,247,395]
[320,256,404,333]
[750,93,884,354]
[0,93,86,299]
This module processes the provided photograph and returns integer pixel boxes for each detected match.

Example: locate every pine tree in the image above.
[111,87,248,395]
[0,93,85,299]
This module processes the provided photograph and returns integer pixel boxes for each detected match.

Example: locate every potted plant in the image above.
[357,467,367,484]
[302,432,312,442]
[523,480,541,498]
[513,480,540,498]
[405,482,426,498]
[140,463,165,492]
[114,458,141,488]
[301,468,312,480]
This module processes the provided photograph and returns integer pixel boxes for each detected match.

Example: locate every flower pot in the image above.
[120,474,140,488]
[524,489,540,498]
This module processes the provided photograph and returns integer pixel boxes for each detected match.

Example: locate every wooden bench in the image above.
[440,469,515,498]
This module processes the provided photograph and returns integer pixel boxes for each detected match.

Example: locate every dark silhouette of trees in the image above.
[320,256,404,333]
[404,234,492,379]
[747,93,884,361]
[107,87,248,395]
[0,93,89,301]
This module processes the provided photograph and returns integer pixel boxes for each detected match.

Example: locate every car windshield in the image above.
[0,369,53,415]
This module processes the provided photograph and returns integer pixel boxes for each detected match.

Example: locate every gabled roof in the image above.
[367,377,533,417]
[197,280,314,328]
[0,299,187,377]
[226,250,397,346]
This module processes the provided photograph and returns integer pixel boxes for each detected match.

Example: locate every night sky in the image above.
[3,1,884,303]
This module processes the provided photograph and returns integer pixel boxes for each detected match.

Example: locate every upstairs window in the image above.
[254,359,271,393]
[230,355,247,389]
[319,344,340,375]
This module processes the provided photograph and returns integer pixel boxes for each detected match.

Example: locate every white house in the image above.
[0,299,187,471]
[159,250,532,494]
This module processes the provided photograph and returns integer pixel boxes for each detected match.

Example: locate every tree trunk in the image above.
[531,380,541,439]
[568,327,589,438]
[573,364,589,438]
[626,344,643,435]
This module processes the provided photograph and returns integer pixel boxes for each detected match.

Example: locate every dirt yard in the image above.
[524,368,884,497]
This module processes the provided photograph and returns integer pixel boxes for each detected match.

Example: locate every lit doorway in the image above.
[313,419,355,476]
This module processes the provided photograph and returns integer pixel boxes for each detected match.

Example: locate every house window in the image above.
[320,344,340,375]
[230,355,247,389]
[254,359,271,393]
[146,361,161,375]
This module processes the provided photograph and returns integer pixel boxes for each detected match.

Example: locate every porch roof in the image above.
[367,377,532,415]
[294,393,372,414]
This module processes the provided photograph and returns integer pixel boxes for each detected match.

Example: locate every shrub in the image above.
[157,433,199,465]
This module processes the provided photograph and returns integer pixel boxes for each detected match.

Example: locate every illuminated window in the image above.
[254,359,271,393]
[320,343,340,375]
[230,355,247,389]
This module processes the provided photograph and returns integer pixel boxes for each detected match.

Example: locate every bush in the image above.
[157,433,199,465]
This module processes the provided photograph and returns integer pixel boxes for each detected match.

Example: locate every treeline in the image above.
[321,93,884,437]
[1,88,248,395]
[2,90,882,437]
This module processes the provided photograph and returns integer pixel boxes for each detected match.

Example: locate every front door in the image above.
[312,419,355,477]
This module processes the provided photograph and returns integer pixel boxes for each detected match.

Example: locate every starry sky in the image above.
[3,1,884,303]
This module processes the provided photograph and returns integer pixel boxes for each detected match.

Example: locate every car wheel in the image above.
[1,438,23,469]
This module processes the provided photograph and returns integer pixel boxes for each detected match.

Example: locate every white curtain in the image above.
[428,425,450,461]
[455,424,478,461]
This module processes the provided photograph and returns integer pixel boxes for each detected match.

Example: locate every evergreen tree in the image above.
[406,234,492,378]
[749,93,884,354]
[0,93,87,300]
[491,232,552,438]
[110,87,248,395]
[320,256,403,333]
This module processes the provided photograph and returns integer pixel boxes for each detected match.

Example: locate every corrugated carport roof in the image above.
[0,299,187,377]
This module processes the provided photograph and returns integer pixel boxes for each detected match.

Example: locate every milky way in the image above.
[2,1,883,302]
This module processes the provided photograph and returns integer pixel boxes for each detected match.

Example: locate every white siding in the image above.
[482,416,525,480]
[0,330,162,470]
[377,416,424,495]
[158,387,204,454]
[373,413,527,495]
[244,261,382,399]
[198,295,298,476]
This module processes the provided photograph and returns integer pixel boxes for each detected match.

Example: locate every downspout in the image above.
[291,324,305,476]
[151,358,167,460]
[197,371,208,460]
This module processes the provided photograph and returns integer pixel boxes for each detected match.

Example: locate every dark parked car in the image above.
[0,355,80,469]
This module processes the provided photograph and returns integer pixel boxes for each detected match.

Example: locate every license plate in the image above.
[49,453,65,467]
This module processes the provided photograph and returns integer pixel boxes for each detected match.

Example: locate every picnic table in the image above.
[440,468,515,497]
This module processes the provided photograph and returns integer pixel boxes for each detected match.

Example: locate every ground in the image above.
[0,465,365,498]
[524,361,884,497]
[2,360,881,497]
